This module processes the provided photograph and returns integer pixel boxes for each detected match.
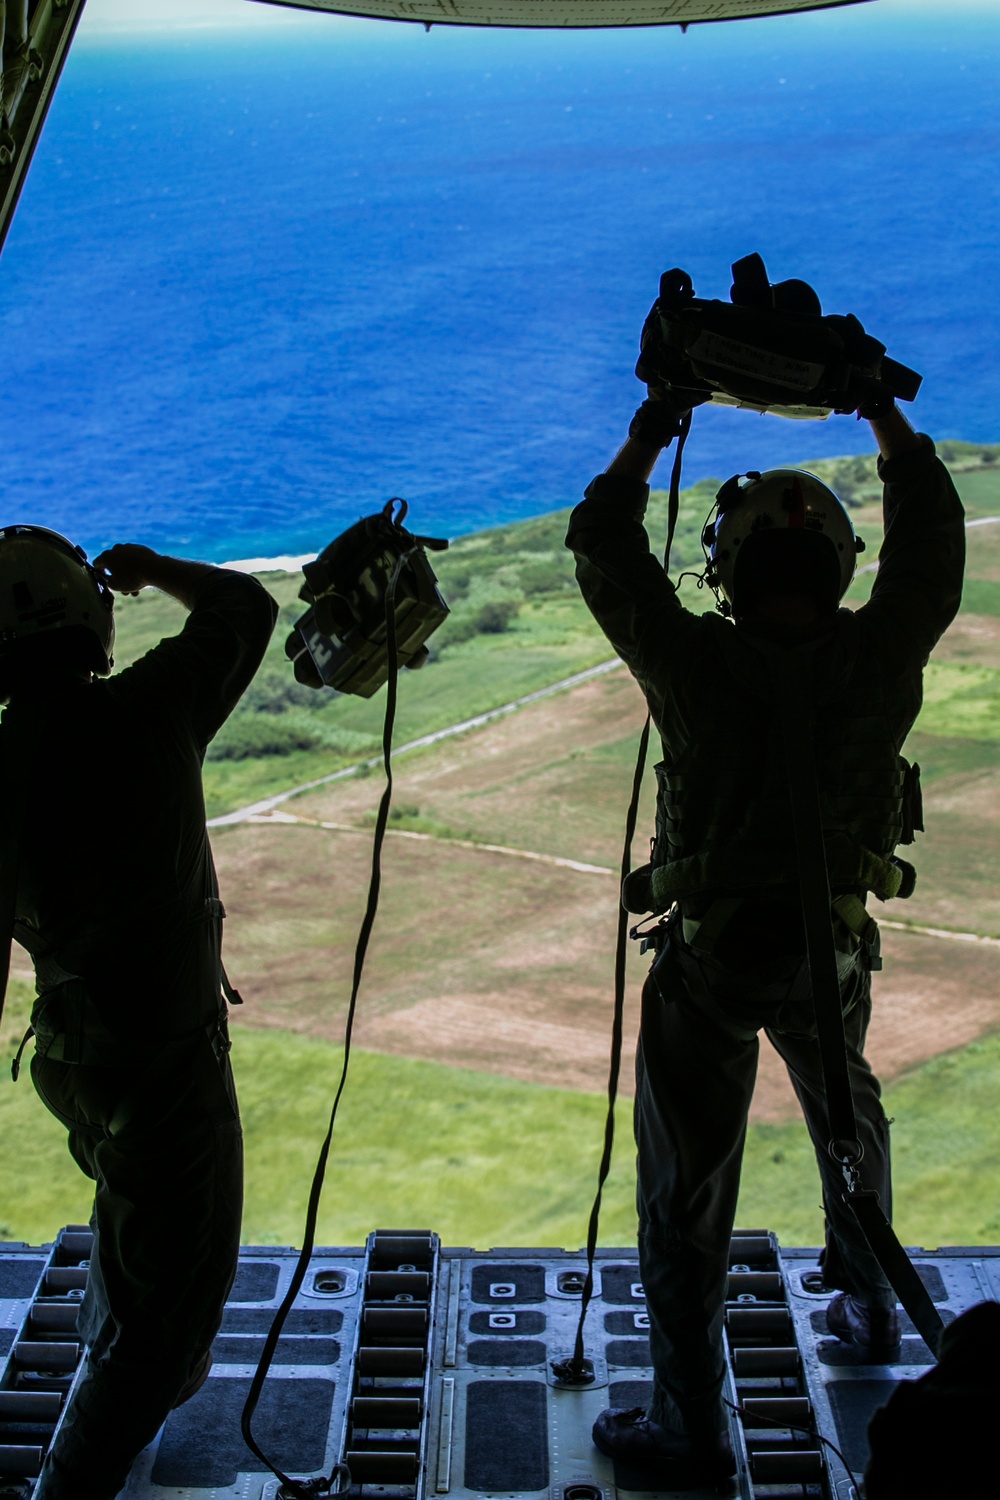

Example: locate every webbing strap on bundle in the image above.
[555,412,692,1384]
[779,691,945,1357]
[241,550,413,1498]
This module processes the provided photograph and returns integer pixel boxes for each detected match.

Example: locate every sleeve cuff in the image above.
[876,433,936,484]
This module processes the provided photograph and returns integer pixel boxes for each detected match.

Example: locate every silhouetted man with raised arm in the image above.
[567,398,964,1489]
[0,532,276,1499]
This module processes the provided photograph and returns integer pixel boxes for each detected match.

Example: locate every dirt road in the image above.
[207,662,1000,1124]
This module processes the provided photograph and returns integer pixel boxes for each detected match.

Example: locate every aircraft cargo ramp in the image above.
[1,1227,994,1499]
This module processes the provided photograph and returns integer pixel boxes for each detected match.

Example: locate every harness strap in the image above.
[682,892,881,961]
[681,897,743,957]
[781,707,866,1153]
[0,713,32,1043]
[0,834,16,1044]
[778,683,944,1356]
[650,842,911,909]
[832,893,880,947]
[206,899,244,1006]
[10,1024,33,1082]
[220,963,244,1007]
[14,892,243,1078]
[848,1192,946,1350]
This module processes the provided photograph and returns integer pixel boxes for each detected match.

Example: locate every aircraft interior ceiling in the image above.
[253,0,871,28]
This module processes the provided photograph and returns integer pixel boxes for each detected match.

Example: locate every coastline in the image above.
[216,437,1000,580]
[221,552,313,576]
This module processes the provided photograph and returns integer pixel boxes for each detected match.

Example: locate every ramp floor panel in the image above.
[2,1231,998,1499]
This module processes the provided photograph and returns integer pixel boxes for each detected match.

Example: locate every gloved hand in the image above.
[635,293,678,392]
[825,314,896,421]
[628,391,699,447]
[855,389,897,422]
[633,288,711,445]
[93,543,160,596]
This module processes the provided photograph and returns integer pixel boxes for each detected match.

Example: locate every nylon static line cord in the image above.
[558,410,692,1382]
[778,691,944,1354]
[240,545,415,1500]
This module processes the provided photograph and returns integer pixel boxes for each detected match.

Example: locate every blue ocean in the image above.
[0,4,997,563]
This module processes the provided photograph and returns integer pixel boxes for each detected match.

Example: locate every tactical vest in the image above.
[642,615,920,912]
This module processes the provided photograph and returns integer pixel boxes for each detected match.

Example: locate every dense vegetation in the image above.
[107,443,999,820]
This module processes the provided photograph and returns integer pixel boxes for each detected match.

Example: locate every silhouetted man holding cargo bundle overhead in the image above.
[0,532,277,1499]
[567,359,964,1485]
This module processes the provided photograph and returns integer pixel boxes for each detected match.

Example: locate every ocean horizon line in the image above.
[214,433,999,577]
[8,15,994,564]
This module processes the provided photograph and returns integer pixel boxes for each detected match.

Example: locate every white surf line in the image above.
[879,918,1000,949]
[249,808,616,876]
[208,657,625,828]
[857,514,1000,576]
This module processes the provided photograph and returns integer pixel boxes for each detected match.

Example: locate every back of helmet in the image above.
[707,470,865,619]
[0,526,115,696]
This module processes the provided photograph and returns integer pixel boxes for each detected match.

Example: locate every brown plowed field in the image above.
[195,662,1000,1125]
[15,504,994,1123]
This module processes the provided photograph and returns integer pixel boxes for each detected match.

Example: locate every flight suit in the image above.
[1,568,277,1499]
[567,437,964,1435]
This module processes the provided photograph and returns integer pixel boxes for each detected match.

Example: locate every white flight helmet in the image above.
[704,468,865,617]
[0,525,115,674]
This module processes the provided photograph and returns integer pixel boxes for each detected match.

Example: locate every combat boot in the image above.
[592,1407,735,1490]
[826,1292,901,1361]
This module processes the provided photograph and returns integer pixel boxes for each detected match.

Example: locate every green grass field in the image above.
[4,443,998,1252]
[3,972,1000,1252]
